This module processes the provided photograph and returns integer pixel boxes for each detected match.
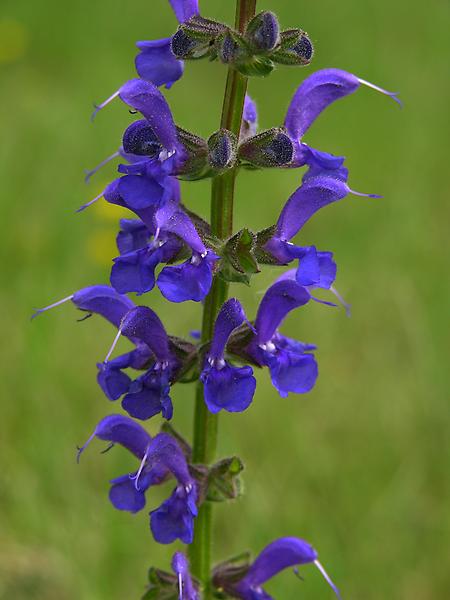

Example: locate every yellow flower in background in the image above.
[85,182,130,266]
[0,19,28,64]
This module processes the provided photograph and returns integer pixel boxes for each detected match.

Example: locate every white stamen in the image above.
[358,78,402,107]
[76,430,96,463]
[178,572,183,600]
[84,150,120,183]
[76,191,104,213]
[330,285,351,317]
[31,294,74,319]
[314,560,342,600]
[104,329,122,363]
[129,445,150,491]
[91,89,120,121]
[347,185,382,199]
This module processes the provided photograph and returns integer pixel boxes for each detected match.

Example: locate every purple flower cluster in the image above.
[34,0,399,597]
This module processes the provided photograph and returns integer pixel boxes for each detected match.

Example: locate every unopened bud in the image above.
[208,129,238,171]
[238,128,294,168]
[271,29,314,66]
[246,11,280,52]
[172,15,227,60]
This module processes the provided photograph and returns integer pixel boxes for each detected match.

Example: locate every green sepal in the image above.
[206,456,245,502]
[219,228,260,284]
[173,15,227,61]
[238,128,294,168]
[175,126,210,180]
[254,225,281,265]
[168,335,199,384]
[212,552,251,596]
[234,55,274,77]
[270,29,314,66]
[142,568,178,600]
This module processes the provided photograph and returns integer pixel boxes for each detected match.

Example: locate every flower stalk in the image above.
[188,0,258,593]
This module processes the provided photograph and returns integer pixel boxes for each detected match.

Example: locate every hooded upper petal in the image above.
[119,79,179,154]
[169,0,199,23]
[285,69,360,140]
[72,285,135,328]
[275,176,351,242]
[254,280,311,346]
[84,414,152,459]
[120,306,171,363]
[235,537,317,598]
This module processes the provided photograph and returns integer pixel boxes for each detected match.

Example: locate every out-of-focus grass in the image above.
[0,0,449,598]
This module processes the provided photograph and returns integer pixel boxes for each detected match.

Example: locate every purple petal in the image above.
[72,285,135,328]
[172,552,199,600]
[150,486,196,544]
[120,306,170,362]
[119,79,179,153]
[267,345,318,397]
[135,38,184,88]
[121,370,173,421]
[116,174,165,210]
[169,0,199,23]
[155,203,206,254]
[209,298,248,361]
[275,176,351,242]
[301,146,349,182]
[109,476,147,513]
[157,254,215,303]
[89,414,152,459]
[201,363,256,414]
[117,219,151,255]
[111,243,178,296]
[147,433,191,485]
[237,537,318,590]
[285,68,360,139]
[255,280,311,345]
[97,356,132,400]
[241,94,258,139]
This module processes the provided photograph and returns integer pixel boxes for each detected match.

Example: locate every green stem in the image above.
[188,0,257,596]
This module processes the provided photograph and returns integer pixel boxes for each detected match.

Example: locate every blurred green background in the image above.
[1,0,449,598]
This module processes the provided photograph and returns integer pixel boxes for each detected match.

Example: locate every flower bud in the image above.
[271,29,314,65]
[216,29,249,65]
[208,129,238,171]
[245,11,280,52]
[238,128,294,168]
[172,15,227,60]
[122,119,162,157]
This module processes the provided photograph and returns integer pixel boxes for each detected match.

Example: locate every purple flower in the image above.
[240,94,258,140]
[31,284,135,324]
[172,552,199,600]
[110,202,217,302]
[247,280,318,397]
[284,68,400,173]
[265,174,379,261]
[135,1,199,88]
[102,306,179,420]
[78,415,198,544]
[201,299,256,413]
[229,537,341,599]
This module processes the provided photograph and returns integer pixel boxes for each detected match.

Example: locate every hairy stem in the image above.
[188,0,257,595]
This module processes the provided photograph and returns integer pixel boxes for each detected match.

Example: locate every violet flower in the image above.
[135,0,200,88]
[111,202,218,302]
[102,306,179,420]
[230,537,341,599]
[201,299,256,414]
[77,414,198,544]
[246,280,318,397]
[172,552,199,600]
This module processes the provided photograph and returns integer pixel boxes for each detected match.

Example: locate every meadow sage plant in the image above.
[34,0,400,597]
